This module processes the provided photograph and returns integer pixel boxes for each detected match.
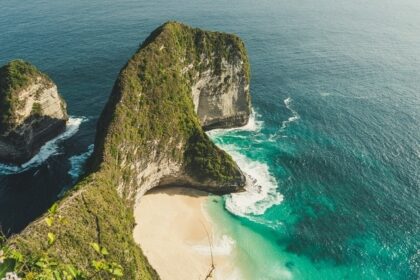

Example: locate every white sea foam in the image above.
[206,110,283,217]
[207,110,263,138]
[215,268,242,280]
[192,234,235,256]
[193,234,242,280]
[320,92,332,97]
[246,215,284,230]
[281,97,300,130]
[218,145,283,217]
[68,144,94,181]
[0,117,86,175]
[237,110,263,132]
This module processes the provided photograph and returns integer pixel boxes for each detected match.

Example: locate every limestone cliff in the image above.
[190,29,251,130]
[8,22,251,279]
[0,60,68,164]
[91,21,250,203]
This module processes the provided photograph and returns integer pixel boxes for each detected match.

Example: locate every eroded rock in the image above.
[0,60,68,164]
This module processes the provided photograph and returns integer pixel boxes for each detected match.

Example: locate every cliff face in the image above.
[191,51,250,130]
[91,21,251,203]
[0,60,68,164]
[9,22,251,279]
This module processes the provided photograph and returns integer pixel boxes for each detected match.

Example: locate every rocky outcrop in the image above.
[192,56,250,130]
[0,60,68,164]
[91,21,251,203]
[9,22,251,279]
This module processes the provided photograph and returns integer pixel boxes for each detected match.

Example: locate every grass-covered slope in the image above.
[9,176,159,279]
[9,177,158,279]
[7,22,250,279]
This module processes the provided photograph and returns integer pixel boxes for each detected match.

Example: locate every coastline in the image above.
[0,116,86,175]
[133,187,238,280]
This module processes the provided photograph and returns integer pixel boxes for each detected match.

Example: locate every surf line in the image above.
[0,117,87,175]
[281,97,300,130]
[207,111,283,218]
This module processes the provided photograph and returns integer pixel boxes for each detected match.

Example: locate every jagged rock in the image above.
[0,60,68,164]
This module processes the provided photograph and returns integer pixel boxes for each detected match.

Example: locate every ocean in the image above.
[1,0,419,279]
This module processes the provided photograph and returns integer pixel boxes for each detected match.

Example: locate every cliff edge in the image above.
[0,60,68,164]
[91,21,251,202]
[8,22,251,279]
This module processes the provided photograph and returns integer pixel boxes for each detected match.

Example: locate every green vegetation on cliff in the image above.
[93,21,248,198]
[5,22,250,279]
[7,178,158,280]
[0,60,52,133]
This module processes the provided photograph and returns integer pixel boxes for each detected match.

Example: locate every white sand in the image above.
[133,187,236,280]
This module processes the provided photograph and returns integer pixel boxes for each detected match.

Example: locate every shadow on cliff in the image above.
[145,185,210,198]
[0,115,67,165]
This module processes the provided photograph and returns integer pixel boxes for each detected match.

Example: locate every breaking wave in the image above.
[281,97,300,130]
[206,110,263,138]
[0,117,86,175]
[222,147,283,217]
[207,111,283,218]
[192,234,235,256]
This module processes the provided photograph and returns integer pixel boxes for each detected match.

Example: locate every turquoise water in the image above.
[1,0,419,278]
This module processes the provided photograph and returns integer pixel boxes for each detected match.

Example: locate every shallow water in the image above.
[1,0,419,278]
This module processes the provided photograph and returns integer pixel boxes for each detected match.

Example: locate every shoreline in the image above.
[0,116,85,175]
[133,187,237,280]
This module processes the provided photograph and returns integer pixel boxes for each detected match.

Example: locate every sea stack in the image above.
[0,60,68,164]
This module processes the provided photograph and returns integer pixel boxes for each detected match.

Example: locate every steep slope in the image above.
[91,21,250,203]
[0,60,68,164]
[8,22,251,279]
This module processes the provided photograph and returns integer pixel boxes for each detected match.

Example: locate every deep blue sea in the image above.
[1,0,419,279]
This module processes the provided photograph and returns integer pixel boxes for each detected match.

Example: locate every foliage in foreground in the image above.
[0,203,123,280]
[6,180,159,280]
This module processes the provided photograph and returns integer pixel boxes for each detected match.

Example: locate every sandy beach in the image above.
[133,187,236,280]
